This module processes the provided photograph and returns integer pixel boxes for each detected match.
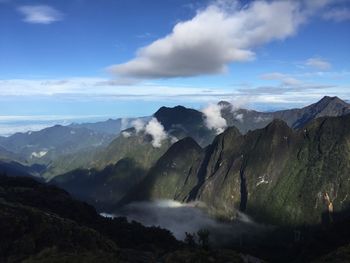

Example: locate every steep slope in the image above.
[50,129,173,208]
[194,114,350,225]
[94,130,172,169]
[119,137,204,205]
[0,175,180,262]
[52,158,147,211]
[122,114,350,226]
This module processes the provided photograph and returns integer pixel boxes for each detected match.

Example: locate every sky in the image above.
[0,0,350,135]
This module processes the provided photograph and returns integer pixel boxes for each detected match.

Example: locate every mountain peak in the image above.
[218,101,232,108]
[317,96,348,106]
[167,137,202,154]
[265,119,291,133]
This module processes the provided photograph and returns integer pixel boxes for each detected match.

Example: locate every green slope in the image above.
[123,114,350,226]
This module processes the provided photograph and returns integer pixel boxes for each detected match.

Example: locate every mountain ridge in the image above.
[119,112,350,225]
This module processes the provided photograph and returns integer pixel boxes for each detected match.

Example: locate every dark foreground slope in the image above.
[0,175,255,263]
[122,113,350,226]
[0,175,181,263]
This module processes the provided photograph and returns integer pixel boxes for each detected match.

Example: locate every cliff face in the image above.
[125,114,350,226]
[118,137,204,205]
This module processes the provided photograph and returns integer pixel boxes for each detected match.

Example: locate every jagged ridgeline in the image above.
[120,113,350,226]
[1,96,350,221]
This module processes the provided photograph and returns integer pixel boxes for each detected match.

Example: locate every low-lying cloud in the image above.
[202,104,227,134]
[131,119,145,133]
[108,200,272,247]
[128,117,168,148]
[145,118,168,148]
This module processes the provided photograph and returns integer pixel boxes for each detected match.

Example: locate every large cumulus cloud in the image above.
[109,0,306,79]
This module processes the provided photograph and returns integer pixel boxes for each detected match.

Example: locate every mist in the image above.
[103,200,273,248]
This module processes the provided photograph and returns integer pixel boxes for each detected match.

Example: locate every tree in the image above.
[184,232,196,249]
[197,229,210,250]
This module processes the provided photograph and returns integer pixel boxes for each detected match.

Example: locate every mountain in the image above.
[0,145,23,162]
[94,129,172,169]
[51,97,350,211]
[70,116,151,135]
[0,125,115,163]
[52,158,147,211]
[120,113,350,226]
[0,160,46,179]
[50,129,174,209]
[118,137,203,206]
[222,96,350,134]
[154,106,216,147]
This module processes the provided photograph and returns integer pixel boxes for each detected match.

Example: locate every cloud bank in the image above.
[109,0,306,79]
[202,104,227,134]
[17,5,62,24]
[110,200,271,247]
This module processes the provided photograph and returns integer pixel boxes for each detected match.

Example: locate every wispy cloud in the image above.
[305,57,332,70]
[0,76,348,109]
[260,72,301,86]
[323,7,350,22]
[0,78,236,100]
[17,5,63,24]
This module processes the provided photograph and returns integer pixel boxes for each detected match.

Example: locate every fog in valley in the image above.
[102,200,273,248]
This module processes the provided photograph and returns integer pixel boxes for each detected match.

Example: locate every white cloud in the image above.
[0,78,234,99]
[234,113,244,122]
[323,7,350,22]
[109,0,305,79]
[121,118,130,130]
[121,131,132,138]
[131,119,145,133]
[261,72,301,86]
[305,57,332,70]
[145,118,168,148]
[17,5,62,24]
[202,104,227,134]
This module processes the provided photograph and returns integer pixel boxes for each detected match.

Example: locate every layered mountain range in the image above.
[1,96,350,224]
[51,96,350,214]
[2,96,350,262]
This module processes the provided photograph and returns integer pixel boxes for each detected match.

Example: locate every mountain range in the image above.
[2,96,350,262]
[1,96,350,220]
[51,96,350,213]
[122,113,350,226]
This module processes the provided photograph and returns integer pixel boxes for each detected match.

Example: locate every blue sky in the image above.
[0,0,350,134]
